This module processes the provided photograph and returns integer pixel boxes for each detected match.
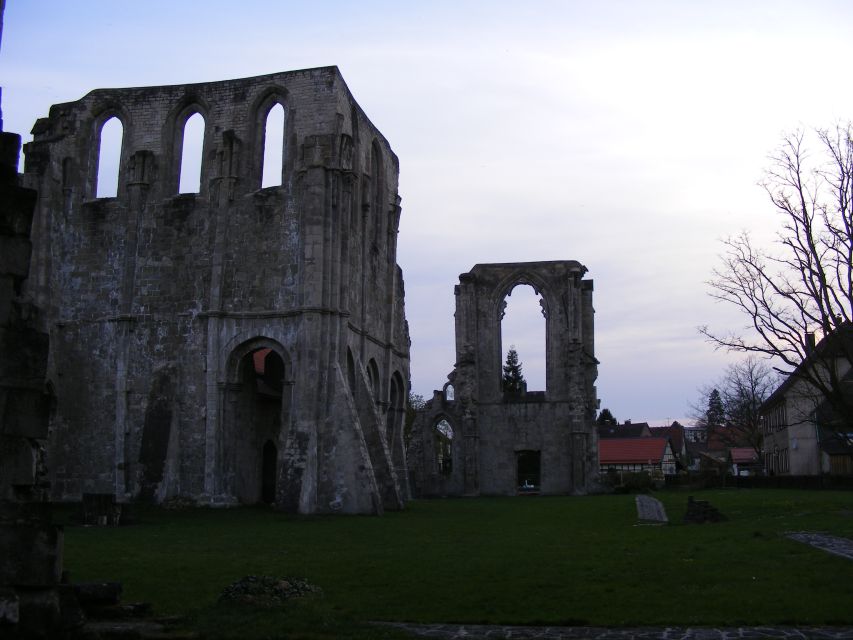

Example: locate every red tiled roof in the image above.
[599,438,670,464]
[729,447,758,464]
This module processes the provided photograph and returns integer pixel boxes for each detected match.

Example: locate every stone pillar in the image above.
[0,127,65,636]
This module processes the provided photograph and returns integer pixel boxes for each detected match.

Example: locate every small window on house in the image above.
[261,103,285,188]
[435,419,453,475]
[96,116,123,198]
[179,112,205,194]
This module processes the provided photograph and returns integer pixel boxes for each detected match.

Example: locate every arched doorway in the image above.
[224,342,290,504]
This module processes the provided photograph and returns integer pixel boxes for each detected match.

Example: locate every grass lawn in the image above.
[56,489,853,637]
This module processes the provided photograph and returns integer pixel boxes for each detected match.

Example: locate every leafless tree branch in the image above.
[701,123,853,433]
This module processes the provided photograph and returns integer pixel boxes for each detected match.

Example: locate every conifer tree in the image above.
[705,388,725,429]
[502,346,526,394]
[596,408,618,426]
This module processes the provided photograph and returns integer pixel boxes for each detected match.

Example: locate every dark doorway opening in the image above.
[517,450,541,493]
[227,346,288,504]
[261,440,277,504]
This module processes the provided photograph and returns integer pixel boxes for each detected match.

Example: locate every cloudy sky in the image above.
[3,1,853,424]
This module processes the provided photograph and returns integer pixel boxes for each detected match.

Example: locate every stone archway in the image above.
[222,340,292,504]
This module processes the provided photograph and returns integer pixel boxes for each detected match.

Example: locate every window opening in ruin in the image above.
[261,440,277,504]
[435,419,453,475]
[387,373,405,444]
[261,103,285,188]
[347,349,356,396]
[444,384,455,402]
[367,358,380,402]
[96,116,123,198]
[501,284,546,393]
[370,142,384,246]
[517,450,541,492]
[179,112,205,194]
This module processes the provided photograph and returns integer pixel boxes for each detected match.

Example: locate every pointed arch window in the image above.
[367,358,381,402]
[179,112,205,194]
[261,103,285,188]
[96,116,123,198]
[501,284,547,393]
[435,419,453,475]
[370,142,384,245]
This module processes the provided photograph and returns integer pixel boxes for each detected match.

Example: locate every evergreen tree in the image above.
[705,388,725,429]
[596,408,618,426]
[502,346,526,394]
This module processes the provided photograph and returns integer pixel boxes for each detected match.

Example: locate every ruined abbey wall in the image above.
[409,261,599,496]
[22,67,410,514]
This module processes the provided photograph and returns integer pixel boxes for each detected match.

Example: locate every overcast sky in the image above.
[3,1,853,424]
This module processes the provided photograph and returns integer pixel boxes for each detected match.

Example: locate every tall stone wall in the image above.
[23,67,410,514]
[409,261,599,497]
[0,127,64,635]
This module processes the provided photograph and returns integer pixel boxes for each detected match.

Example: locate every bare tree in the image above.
[692,357,778,456]
[720,356,779,456]
[701,123,853,433]
[405,392,426,449]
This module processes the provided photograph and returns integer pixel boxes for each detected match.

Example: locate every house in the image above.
[597,421,652,439]
[729,447,761,476]
[818,428,853,475]
[599,438,677,476]
[683,425,707,443]
[761,326,853,475]
[650,421,686,467]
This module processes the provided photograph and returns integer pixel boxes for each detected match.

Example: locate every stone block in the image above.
[0,275,13,326]
[0,588,20,624]
[0,388,50,438]
[0,326,49,381]
[0,236,31,277]
[0,184,37,236]
[0,435,38,486]
[16,587,62,637]
[635,494,668,524]
[73,582,122,608]
[0,501,53,526]
[0,524,63,586]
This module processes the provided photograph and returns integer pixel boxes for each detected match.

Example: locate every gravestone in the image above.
[635,494,668,525]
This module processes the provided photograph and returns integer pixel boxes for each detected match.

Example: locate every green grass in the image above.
[56,489,853,637]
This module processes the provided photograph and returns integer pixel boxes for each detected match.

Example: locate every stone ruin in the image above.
[407,262,600,496]
[6,31,602,527]
[20,66,410,515]
[0,81,64,637]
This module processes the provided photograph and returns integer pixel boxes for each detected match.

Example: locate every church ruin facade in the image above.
[22,67,410,514]
[408,261,599,496]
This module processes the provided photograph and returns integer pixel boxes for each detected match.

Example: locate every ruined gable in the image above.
[23,67,410,514]
[408,261,599,497]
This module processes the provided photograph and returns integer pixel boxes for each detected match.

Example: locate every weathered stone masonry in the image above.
[409,261,599,497]
[22,67,411,514]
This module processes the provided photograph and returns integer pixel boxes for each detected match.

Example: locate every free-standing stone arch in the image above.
[409,261,599,497]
